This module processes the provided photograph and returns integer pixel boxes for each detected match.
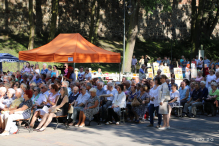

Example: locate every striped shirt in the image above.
[18,99,33,119]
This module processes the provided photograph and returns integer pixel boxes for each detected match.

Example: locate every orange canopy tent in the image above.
[19,33,121,63]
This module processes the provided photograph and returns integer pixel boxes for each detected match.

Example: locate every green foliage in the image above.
[140,0,172,14]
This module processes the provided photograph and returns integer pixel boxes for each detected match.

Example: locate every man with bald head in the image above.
[69,86,80,105]
[96,82,106,97]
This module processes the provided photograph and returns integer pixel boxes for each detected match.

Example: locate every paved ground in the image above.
[0,115,219,146]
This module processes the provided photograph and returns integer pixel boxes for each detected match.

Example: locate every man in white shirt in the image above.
[69,86,90,125]
[99,82,118,121]
[34,85,48,108]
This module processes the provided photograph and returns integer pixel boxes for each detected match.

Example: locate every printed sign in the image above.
[153,62,159,76]
[147,68,154,79]
[68,57,73,62]
[174,68,183,80]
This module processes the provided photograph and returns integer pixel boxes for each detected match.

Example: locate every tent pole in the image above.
[74,63,75,70]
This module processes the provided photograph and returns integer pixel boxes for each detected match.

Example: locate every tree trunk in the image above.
[28,0,34,50]
[191,0,197,55]
[4,0,8,33]
[88,0,96,43]
[36,0,43,37]
[123,0,140,73]
[93,0,100,45]
[194,0,204,53]
[49,0,59,41]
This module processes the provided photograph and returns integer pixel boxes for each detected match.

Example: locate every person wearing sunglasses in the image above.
[31,87,41,105]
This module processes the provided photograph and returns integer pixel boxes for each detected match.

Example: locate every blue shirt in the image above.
[70,73,76,82]
[139,68,145,74]
[179,87,188,100]
[215,62,219,66]
[41,69,48,74]
[204,59,210,67]
[33,78,42,84]
[69,92,80,103]
[67,87,72,96]
[157,60,162,64]
[191,89,202,101]
[201,87,208,100]
[96,88,106,97]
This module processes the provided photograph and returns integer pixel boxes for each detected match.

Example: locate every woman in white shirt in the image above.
[168,84,180,123]
[206,69,216,88]
[105,84,126,125]
[147,77,162,128]
[139,55,144,67]
[83,68,92,81]
[34,64,40,74]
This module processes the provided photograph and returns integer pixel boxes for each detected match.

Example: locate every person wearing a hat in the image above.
[206,69,216,89]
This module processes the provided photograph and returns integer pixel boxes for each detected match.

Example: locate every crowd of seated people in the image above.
[0,62,218,136]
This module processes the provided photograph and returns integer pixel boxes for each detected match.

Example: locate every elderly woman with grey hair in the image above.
[204,82,219,116]
[75,88,99,127]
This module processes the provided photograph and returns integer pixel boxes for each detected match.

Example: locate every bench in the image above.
[88,112,101,126]
[120,108,126,124]
[54,115,68,130]
[14,118,31,134]
[173,106,183,117]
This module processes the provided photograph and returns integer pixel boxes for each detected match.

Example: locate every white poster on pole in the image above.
[198,50,204,59]
[191,68,197,78]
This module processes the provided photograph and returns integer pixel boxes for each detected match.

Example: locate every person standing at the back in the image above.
[144,55,150,73]
[131,55,137,73]
[204,56,211,68]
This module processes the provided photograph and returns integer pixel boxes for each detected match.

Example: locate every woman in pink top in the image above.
[195,71,204,82]
[24,62,32,73]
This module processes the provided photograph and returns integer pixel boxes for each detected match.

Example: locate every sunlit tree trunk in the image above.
[93,0,100,45]
[28,0,34,50]
[122,0,140,72]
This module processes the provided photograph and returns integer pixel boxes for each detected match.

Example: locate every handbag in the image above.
[68,104,74,114]
[158,102,168,114]
[131,98,140,107]
[50,106,61,113]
